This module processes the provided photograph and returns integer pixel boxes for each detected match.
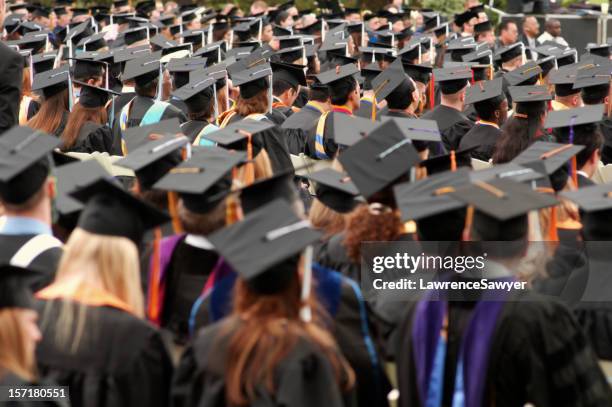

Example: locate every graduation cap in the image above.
[504,61,542,86]
[273,45,306,64]
[238,170,301,215]
[135,0,156,17]
[67,21,93,45]
[586,43,611,58]
[454,10,476,27]
[296,18,323,34]
[232,63,273,99]
[7,33,48,54]
[370,58,408,101]
[8,4,28,12]
[561,183,612,214]
[360,62,382,91]
[77,32,108,51]
[209,198,321,295]
[474,20,492,34]
[315,63,359,86]
[462,48,493,64]
[0,126,60,205]
[402,63,432,84]
[0,265,37,310]
[180,10,199,23]
[332,113,379,146]
[53,6,69,16]
[74,81,120,108]
[383,117,442,145]
[225,46,255,61]
[303,168,361,214]
[3,13,24,34]
[495,42,523,63]
[362,46,396,63]
[194,42,225,64]
[394,167,470,222]
[573,62,611,90]
[112,12,137,26]
[31,52,56,75]
[419,146,476,175]
[544,104,605,130]
[434,66,471,94]
[338,120,420,199]
[150,34,178,51]
[31,5,51,19]
[71,178,170,243]
[71,8,90,17]
[277,35,302,49]
[509,85,551,103]
[54,159,111,221]
[113,0,130,8]
[115,134,189,189]
[157,14,176,27]
[122,118,182,153]
[273,25,292,37]
[32,65,70,99]
[512,141,584,176]
[154,146,246,213]
[201,119,275,152]
[465,77,504,105]
[536,55,556,77]
[179,29,206,47]
[122,52,162,86]
[271,61,307,88]
[450,177,558,240]
[422,12,441,32]
[72,57,106,81]
[114,45,151,63]
[171,75,215,112]
[121,26,149,46]
[549,64,580,96]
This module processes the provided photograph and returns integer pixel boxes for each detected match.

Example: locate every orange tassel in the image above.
[429,73,435,110]
[571,156,578,187]
[371,96,376,122]
[239,131,255,186]
[450,150,457,171]
[147,227,162,324]
[167,191,184,234]
[548,206,559,241]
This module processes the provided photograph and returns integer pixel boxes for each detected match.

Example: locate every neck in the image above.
[332,104,353,114]
[581,162,597,178]
[440,96,463,112]
[5,200,52,227]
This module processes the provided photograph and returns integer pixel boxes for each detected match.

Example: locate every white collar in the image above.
[184,234,215,250]
[577,170,589,179]
[122,85,135,93]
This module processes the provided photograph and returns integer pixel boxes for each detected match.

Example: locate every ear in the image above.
[47,177,56,200]
[494,109,500,119]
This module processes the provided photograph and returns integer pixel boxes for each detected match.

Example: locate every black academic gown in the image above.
[181,120,211,144]
[27,99,40,121]
[110,92,136,119]
[36,299,173,407]
[420,105,473,154]
[458,123,501,161]
[599,117,612,164]
[53,112,69,139]
[160,235,219,345]
[226,113,293,173]
[494,69,512,106]
[0,371,68,407]
[394,288,612,407]
[294,87,308,108]
[578,173,595,188]
[0,234,62,291]
[281,103,324,155]
[110,96,187,155]
[62,122,114,154]
[172,317,355,407]
[169,97,190,116]
[0,42,23,134]
[303,110,351,159]
[267,107,289,126]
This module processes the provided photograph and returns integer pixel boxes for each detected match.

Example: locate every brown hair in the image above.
[178,198,226,235]
[0,309,37,382]
[224,273,354,406]
[343,204,403,263]
[21,68,33,99]
[235,91,269,117]
[61,103,108,149]
[27,89,69,135]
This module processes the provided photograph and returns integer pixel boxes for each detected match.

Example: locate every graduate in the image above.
[421,66,474,154]
[458,78,508,161]
[172,199,356,407]
[28,66,71,138]
[395,178,612,407]
[59,82,118,154]
[35,179,173,407]
[269,61,307,123]
[172,74,219,145]
[0,127,63,290]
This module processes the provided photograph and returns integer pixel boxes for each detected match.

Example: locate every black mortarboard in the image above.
[422,12,440,32]
[72,178,170,243]
[31,65,70,99]
[154,146,245,213]
[338,120,420,199]
[77,32,108,51]
[586,44,611,58]
[194,42,224,64]
[454,10,476,27]
[201,119,275,153]
[474,20,492,34]
[297,18,323,35]
[112,12,135,26]
[434,66,471,94]
[157,14,175,27]
[73,57,106,81]
[114,44,151,63]
[462,48,493,64]
[273,25,292,37]
[394,168,470,221]
[469,162,542,184]
[495,42,523,63]
[536,55,556,76]
[74,81,120,108]
[361,46,395,63]
[0,126,60,204]
[232,63,272,98]
[209,199,321,294]
[225,46,256,60]
[122,26,149,46]
[113,0,129,8]
[361,62,382,91]
[54,7,68,16]
[31,6,51,19]
[332,113,379,146]
[150,34,177,51]
[122,52,162,86]
[71,8,89,17]
[509,85,551,103]
[271,61,307,88]
[239,171,300,215]
[31,52,56,74]
[303,168,361,213]
[450,178,557,240]
[465,77,504,105]
[573,62,611,90]
[7,33,47,54]
[403,62,432,84]
[277,35,302,49]
[549,64,580,96]
[123,118,182,152]
[67,21,92,45]
[272,46,305,64]
[561,183,612,213]
[16,21,44,36]
[172,76,215,112]
[135,0,156,16]
[420,146,476,175]
[178,29,206,47]
[54,159,111,220]
[512,141,584,175]
[545,104,605,130]
[504,61,542,86]
[3,14,24,34]
[8,4,28,12]
[0,265,37,310]
[315,63,359,87]
[371,58,408,101]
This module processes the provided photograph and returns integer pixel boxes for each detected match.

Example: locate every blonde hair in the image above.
[309,199,348,237]
[0,309,36,382]
[43,228,144,352]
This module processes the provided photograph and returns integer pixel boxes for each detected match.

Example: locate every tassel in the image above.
[371,96,376,122]
[571,156,578,187]
[450,150,456,171]
[147,227,162,325]
[463,205,474,241]
[167,191,184,234]
[239,130,255,186]
[429,72,435,110]
[548,206,559,241]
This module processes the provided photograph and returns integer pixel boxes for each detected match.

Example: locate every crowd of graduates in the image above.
[2,0,612,406]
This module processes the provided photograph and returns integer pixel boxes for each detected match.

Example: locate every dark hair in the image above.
[582,210,612,240]
[553,124,603,168]
[473,96,504,122]
[27,89,69,135]
[498,20,516,34]
[492,116,537,163]
[274,10,290,25]
[385,79,415,110]
[135,78,159,97]
[329,76,357,106]
[308,86,329,103]
[581,84,610,105]
[272,79,296,97]
[236,90,269,116]
[416,208,467,241]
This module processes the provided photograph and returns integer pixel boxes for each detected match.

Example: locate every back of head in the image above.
[329,75,357,106]
[385,78,415,110]
[416,208,467,241]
